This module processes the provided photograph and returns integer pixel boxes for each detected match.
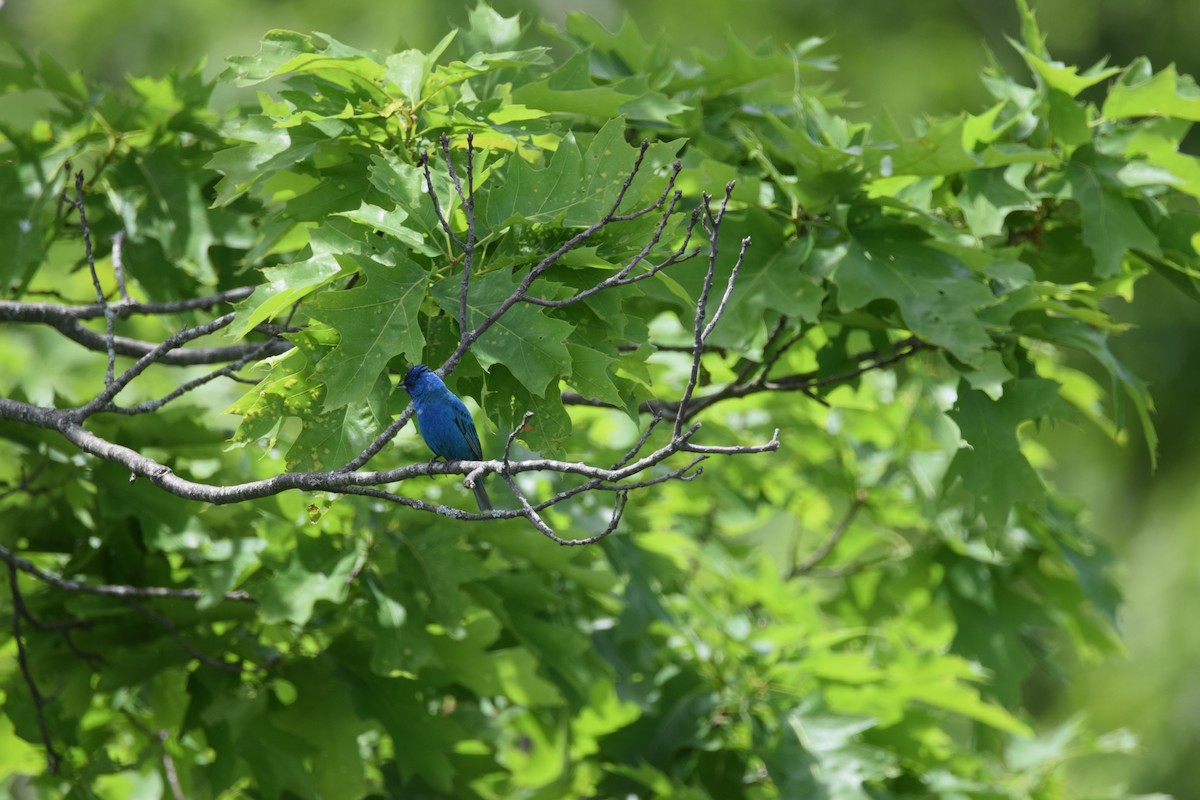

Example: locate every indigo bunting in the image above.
[402,364,493,511]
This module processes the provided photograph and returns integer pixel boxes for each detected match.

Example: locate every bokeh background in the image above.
[4,0,1198,794]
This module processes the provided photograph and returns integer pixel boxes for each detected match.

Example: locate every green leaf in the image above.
[288,373,390,471]
[1103,63,1200,122]
[957,165,1038,238]
[434,270,573,395]
[945,378,1073,529]
[230,254,345,338]
[1065,147,1161,277]
[511,50,687,123]
[309,254,429,409]
[348,671,462,791]
[1119,117,1200,200]
[463,1,524,52]
[385,31,457,102]
[207,115,320,206]
[255,536,360,625]
[564,344,626,408]
[867,115,981,177]
[1046,88,1092,148]
[388,528,488,625]
[901,664,1033,735]
[1031,317,1158,469]
[223,30,385,88]
[482,118,681,229]
[333,201,434,255]
[482,135,583,226]
[835,220,996,366]
[0,165,49,291]
[1021,51,1120,97]
[194,537,267,609]
[565,12,657,74]
[274,660,370,799]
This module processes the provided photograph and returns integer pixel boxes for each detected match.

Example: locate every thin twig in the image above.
[111,230,131,303]
[0,544,253,603]
[70,171,117,387]
[159,730,186,800]
[440,145,682,377]
[735,315,789,385]
[677,184,739,438]
[787,489,868,579]
[70,313,241,419]
[0,287,256,321]
[105,342,273,416]
[456,131,477,342]
[521,198,702,309]
[0,300,288,365]
[126,599,245,674]
[420,150,466,251]
[7,563,60,773]
[758,322,806,383]
[579,336,929,423]
[611,416,663,469]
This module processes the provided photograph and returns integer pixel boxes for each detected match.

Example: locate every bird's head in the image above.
[402,364,434,393]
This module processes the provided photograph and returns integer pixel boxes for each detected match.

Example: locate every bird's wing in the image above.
[453,407,484,460]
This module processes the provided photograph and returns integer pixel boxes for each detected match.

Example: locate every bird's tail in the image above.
[472,478,493,512]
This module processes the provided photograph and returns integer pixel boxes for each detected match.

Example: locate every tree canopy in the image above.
[1,1,1198,797]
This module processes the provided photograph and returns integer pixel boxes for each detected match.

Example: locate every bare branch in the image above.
[336,409,414,474]
[600,336,932,423]
[0,287,256,322]
[70,312,241,420]
[529,490,629,547]
[0,461,50,503]
[681,428,779,455]
[438,144,683,378]
[158,729,187,800]
[735,315,790,385]
[455,131,477,342]
[701,236,749,341]
[0,299,288,365]
[68,170,118,387]
[787,489,868,579]
[420,148,466,251]
[111,229,131,303]
[611,415,663,469]
[7,563,61,773]
[503,411,532,465]
[768,337,928,392]
[521,197,703,309]
[126,598,247,674]
[757,326,808,384]
[0,543,253,603]
[677,183,740,439]
[105,341,273,416]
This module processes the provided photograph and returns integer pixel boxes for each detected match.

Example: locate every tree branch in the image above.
[7,562,61,774]
[787,489,868,579]
[0,543,253,603]
[560,335,932,421]
[67,170,117,387]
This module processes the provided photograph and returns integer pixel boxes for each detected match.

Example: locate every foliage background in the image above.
[2,0,1199,796]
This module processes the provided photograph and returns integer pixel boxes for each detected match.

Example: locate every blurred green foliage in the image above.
[5,0,1200,124]
[2,0,1199,796]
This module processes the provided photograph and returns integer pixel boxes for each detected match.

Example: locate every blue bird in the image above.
[402,364,493,511]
